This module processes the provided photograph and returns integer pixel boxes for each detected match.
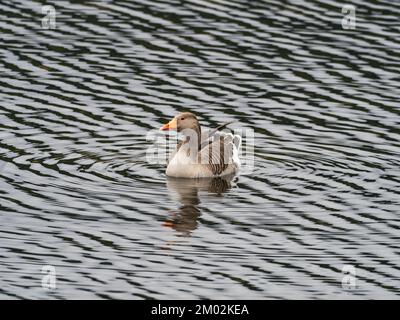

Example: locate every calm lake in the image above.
[0,0,399,299]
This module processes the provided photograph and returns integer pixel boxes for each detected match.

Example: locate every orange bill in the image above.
[160,118,177,131]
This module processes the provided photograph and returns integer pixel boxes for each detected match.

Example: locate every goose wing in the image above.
[199,121,235,149]
[198,131,241,176]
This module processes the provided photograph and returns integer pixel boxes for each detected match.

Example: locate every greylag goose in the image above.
[160,112,241,178]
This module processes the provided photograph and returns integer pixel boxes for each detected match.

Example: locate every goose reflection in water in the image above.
[164,175,236,236]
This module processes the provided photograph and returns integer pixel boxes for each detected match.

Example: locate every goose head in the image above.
[160,112,200,133]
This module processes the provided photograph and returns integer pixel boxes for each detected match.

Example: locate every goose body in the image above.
[160,112,241,178]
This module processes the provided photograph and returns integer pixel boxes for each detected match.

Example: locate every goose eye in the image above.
[181,117,185,120]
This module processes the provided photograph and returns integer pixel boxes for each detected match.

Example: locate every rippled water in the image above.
[1,0,400,299]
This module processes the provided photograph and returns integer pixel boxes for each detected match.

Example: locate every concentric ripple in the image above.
[0,0,399,299]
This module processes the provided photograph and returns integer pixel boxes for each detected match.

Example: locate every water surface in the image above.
[0,0,400,299]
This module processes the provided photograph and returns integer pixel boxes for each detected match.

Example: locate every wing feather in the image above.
[198,133,236,175]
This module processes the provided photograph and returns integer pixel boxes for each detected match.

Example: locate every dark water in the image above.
[1,0,400,299]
